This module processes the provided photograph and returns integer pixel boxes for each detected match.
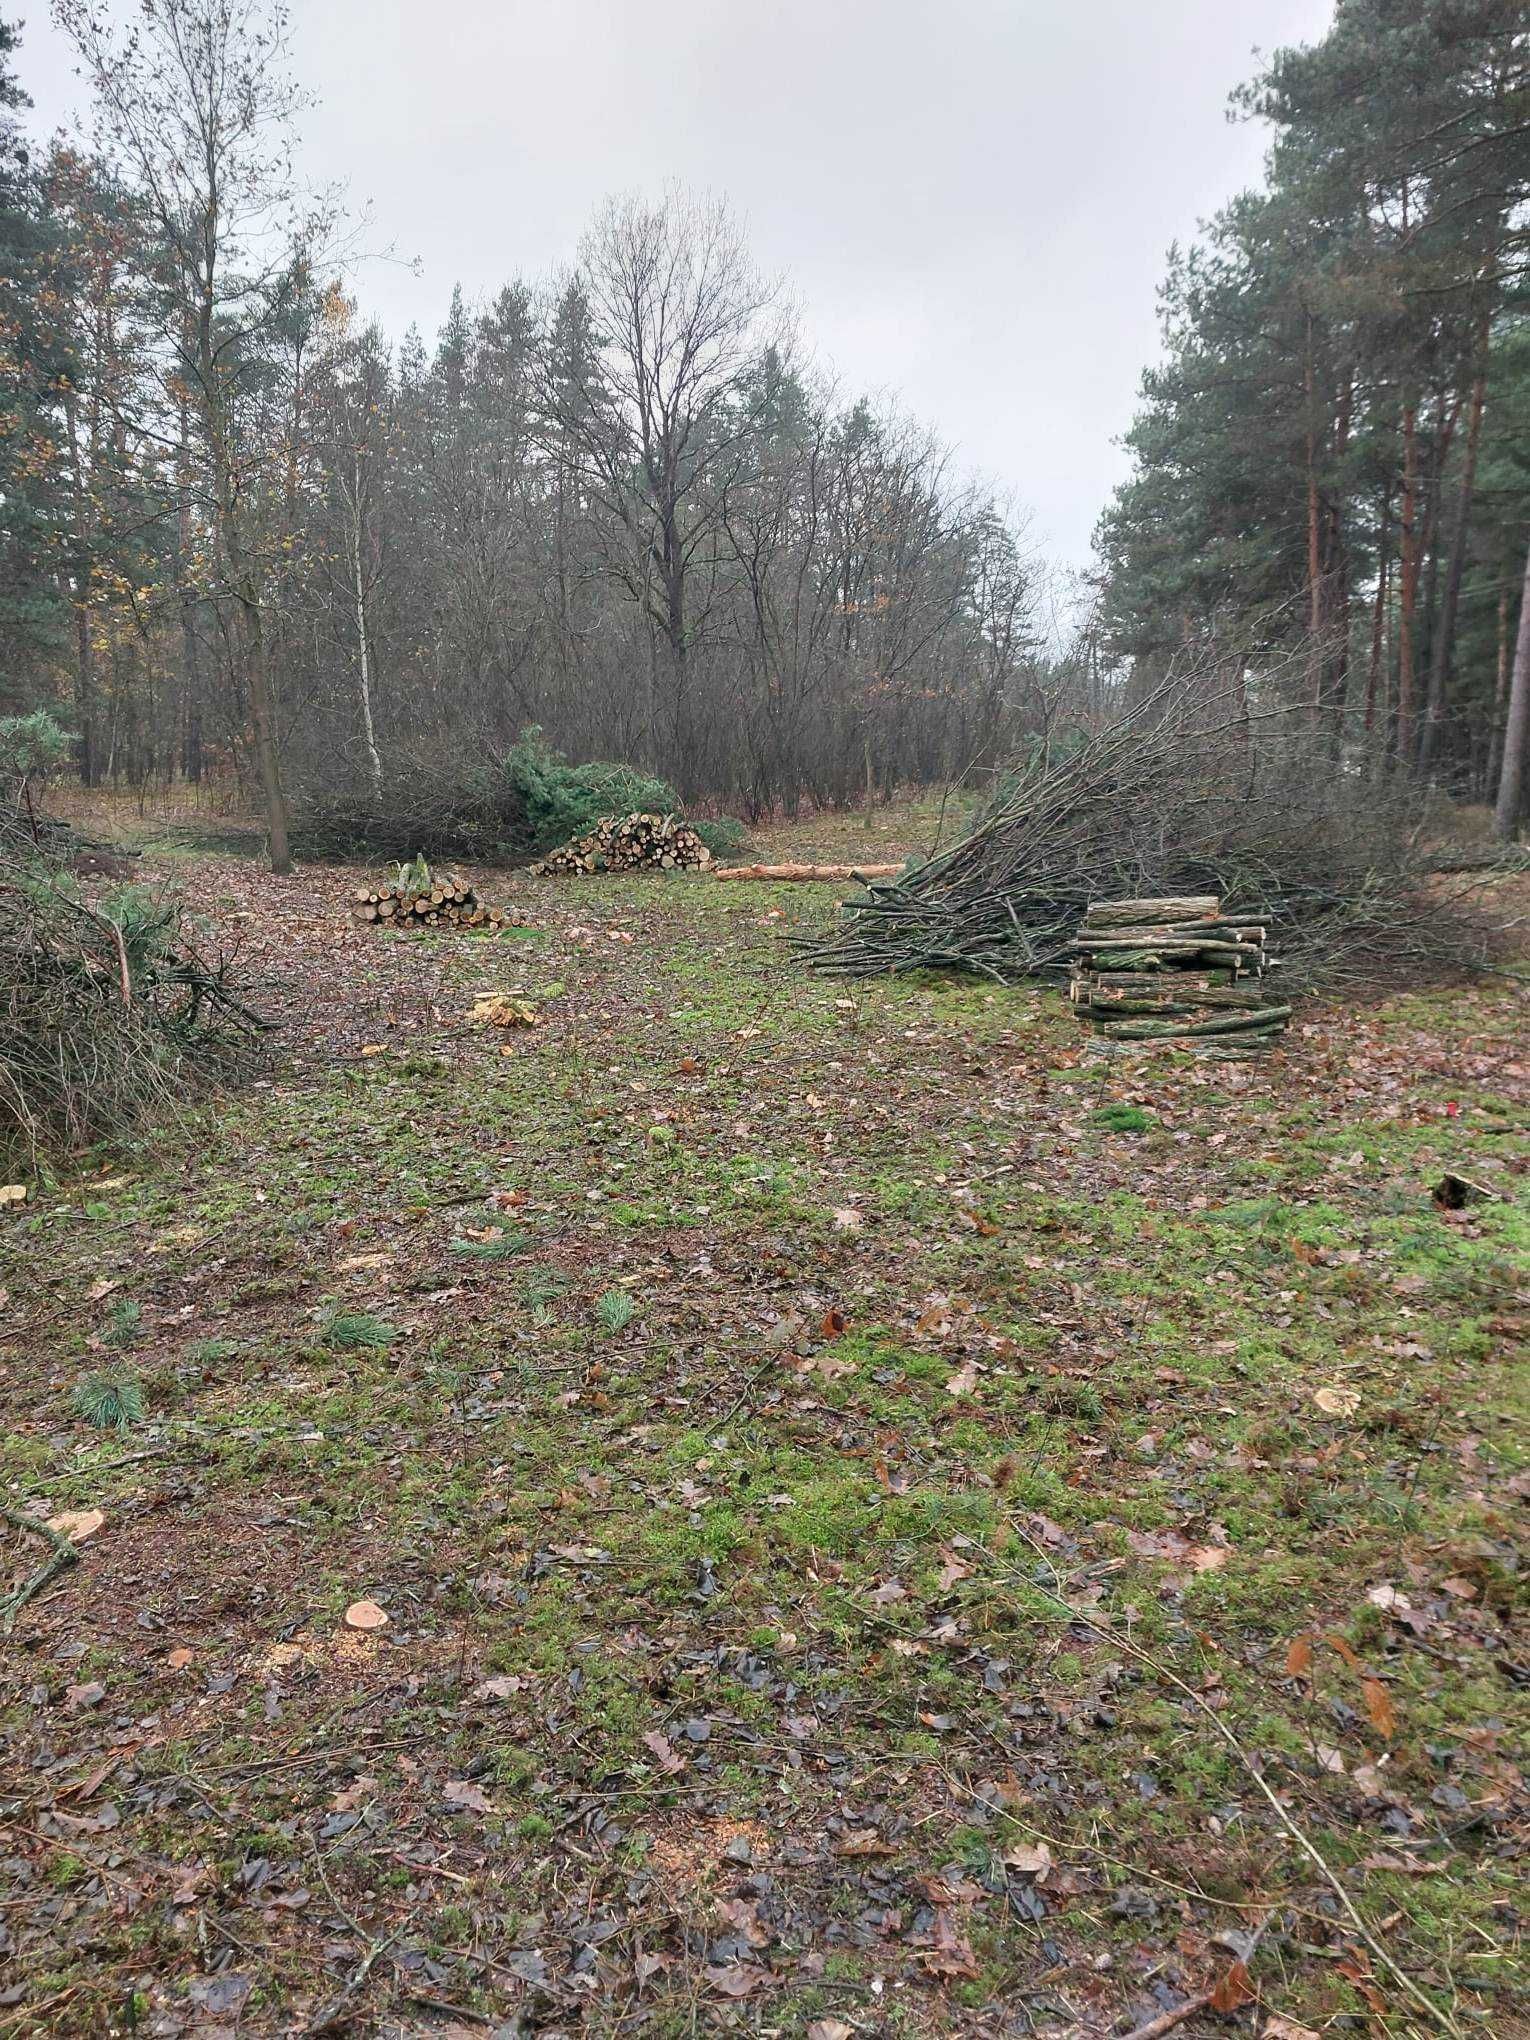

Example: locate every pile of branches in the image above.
[534,813,713,875]
[290,767,531,864]
[805,681,1499,989]
[0,875,269,1168]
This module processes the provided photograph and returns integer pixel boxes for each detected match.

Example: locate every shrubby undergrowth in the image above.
[0,868,268,1170]
[290,729,746,864]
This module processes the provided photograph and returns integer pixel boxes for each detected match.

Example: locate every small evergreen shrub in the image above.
[320,1308,398,1351]
[72,1372,144,1430]
[595,1288,635,1335]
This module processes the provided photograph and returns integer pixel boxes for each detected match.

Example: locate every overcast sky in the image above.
[16,0,1335,568]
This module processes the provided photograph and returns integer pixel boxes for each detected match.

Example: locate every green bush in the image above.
[690,814,750,858]
[501,728,679,852]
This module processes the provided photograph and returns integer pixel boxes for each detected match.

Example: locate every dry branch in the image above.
[803,676,1499,989]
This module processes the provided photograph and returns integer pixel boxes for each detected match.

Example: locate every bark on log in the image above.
[714,862,904,883]
[1084,896,1220,927]
[1099,1004,1292,1041]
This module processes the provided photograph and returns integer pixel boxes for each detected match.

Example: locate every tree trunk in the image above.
[1418,358,1487,777]
[1365,493,1390,740]
[240,594,292,872]
[1485,583,1511,795]
[1396,399,1419,765]
[1492,534,1530,841]
[1303,315,1325,726]
[350,456,383,795]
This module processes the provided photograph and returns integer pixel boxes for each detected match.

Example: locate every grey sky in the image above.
[18,0,1335,568]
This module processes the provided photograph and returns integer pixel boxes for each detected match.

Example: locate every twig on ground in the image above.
[0,1504,79,1632]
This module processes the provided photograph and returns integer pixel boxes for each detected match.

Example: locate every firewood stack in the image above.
[533,813,713,876]
[351,876,513,932]
[1070,895,1290,1052]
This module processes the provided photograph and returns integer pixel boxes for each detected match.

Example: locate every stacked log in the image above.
[351,875,514,931]
[1070,895,1290,1052]
[533,813,712,876]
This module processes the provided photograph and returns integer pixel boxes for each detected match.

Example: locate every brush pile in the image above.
[804,677,1494,989]
[534,813,712,876]
[0,877,267,1167]
[351,872,513,931]
[1070,895,1289,1052]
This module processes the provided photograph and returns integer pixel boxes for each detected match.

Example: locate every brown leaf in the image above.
[1211,1960,1254,2013]
[834,1827,896,1857]
[820,1305,848,1337]
[475,1675,523,1700]
[918,1909,980,1978]
[1285,1634,1313,1678]
[1361,1676,1397,1740]
[443,1778,493,1813]
[705,1962,766,1997]
[643,1729,685,1774]
[1003,1841,1053,1880]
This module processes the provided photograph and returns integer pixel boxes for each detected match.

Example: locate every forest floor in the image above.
[2,801,1527,2039]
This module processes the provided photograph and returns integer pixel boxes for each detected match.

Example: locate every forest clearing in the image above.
[4,0,1530,2032]
[2,797,1526,2036]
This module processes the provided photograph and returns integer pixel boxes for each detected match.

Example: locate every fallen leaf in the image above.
[1211,1960,1254,2013]
[443,1778,493,1813]
[343,1599,389,1632]
[1285,1634,1313,1677]
[1361,1677,1398,1740]
[642,1729,685,1774]
[475,1675,523,1700]
[705,1962,766,1997]
[165,1647,194,1672]
[1003,1841,1053,1880]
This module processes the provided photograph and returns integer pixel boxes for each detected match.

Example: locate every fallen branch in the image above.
[1,1504,79,1633]
[716,862,904,883]
[1117,1993,1213,2040]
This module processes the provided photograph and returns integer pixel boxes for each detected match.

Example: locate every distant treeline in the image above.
[0,4,1084,868]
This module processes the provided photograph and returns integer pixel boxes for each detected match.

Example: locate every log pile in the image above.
[351,875,513,931]
[1070,895,1290,1053]
[533,813,712,875]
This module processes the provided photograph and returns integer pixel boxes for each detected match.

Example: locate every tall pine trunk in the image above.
[1396,399,1420,765]
[1492,534,1530,841]
[1418,355,1486,776]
